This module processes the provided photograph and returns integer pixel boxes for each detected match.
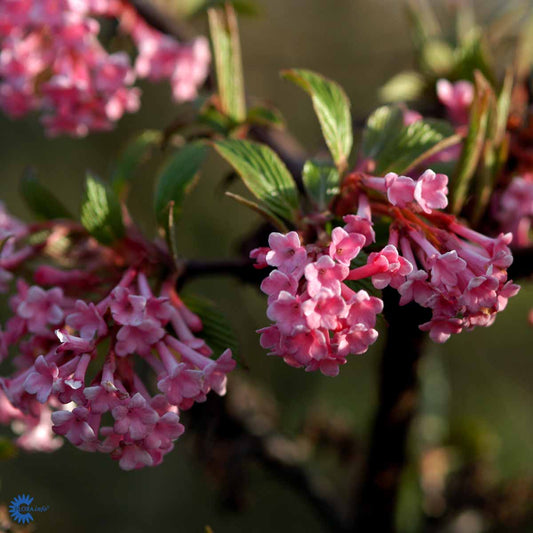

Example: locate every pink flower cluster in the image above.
[0,0,210,136]
[0,210,235,470]
[253,165,519,374]
[254,226,383,377]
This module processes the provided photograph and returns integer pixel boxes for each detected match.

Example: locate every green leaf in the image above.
[180,293,241,363]
[81,173,125,245]
[282,68,352,171]
[362,105,405,161]
[111,130,162,199]
[493,68,513,146]
[213,139,299,222]
[154,143,208,230]
[246,104,285,129]
[362,105,456,174]
[208,4,246,122]
[199,101,237,134]
[450,73,492,215]
[379,71,427,103]
[225,192,288,232]
[20,167,73,220]
[383,117,456,175]
[400,131,462,175]
[302,159,340,210]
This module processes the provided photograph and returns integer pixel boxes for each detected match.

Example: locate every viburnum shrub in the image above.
[0,4,531,527]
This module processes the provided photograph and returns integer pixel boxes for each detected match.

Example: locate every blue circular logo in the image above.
[9,494,34,524]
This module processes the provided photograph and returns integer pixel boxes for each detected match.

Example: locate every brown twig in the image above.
[188,394,348,532]
[353,291,430,532]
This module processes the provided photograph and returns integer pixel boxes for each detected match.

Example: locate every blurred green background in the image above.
[1,0,532,531]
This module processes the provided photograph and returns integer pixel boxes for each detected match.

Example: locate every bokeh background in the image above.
[1,0,532,531]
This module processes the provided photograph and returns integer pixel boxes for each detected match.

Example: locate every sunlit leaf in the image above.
[208,4,246,122]
[362,105,456,175]
[450,72,493,214]
[213,139,299,222]
[302,159,340,210]
[81,173,125,245]
[282,68,352,171]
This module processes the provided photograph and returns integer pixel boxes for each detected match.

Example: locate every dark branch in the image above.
[189,394,347,532]
[177,257,264,290]
[353,291,430,532]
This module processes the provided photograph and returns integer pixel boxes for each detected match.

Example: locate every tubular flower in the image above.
[0,0,210,136]
[0,208,235,470]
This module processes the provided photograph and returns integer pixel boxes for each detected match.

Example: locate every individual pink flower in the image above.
[304,255,348,297]
[427,250,467,289]
[260,270,298,303]
[343,214,375,246]
[266,231,308,275]
[345,290,384,328]
[66,300,107,339]
[385,172,416,207]
[112,393,158,440]
[335,324,379,357]
[302,291,346,330]
[51,407,97,447]
[462,274,499,312]
[414,169,448,213]
[328,227,365,264]
[16,285,64,334]
[266,291,306,334]
[420,316,463,343]
[143,411,184,450]
[250,247,270,268]
[23,355,59,404]
[398,270,435,306]
[110,286,147,326]
[436,79,474,126]
[157,363,204,407]
[115,442,154,471]
[114,320,165,356]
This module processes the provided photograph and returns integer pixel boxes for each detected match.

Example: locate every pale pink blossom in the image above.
[266,231,308,275]
[414,169,448,213]
[436,79,474,126]
[385,172,416,207]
